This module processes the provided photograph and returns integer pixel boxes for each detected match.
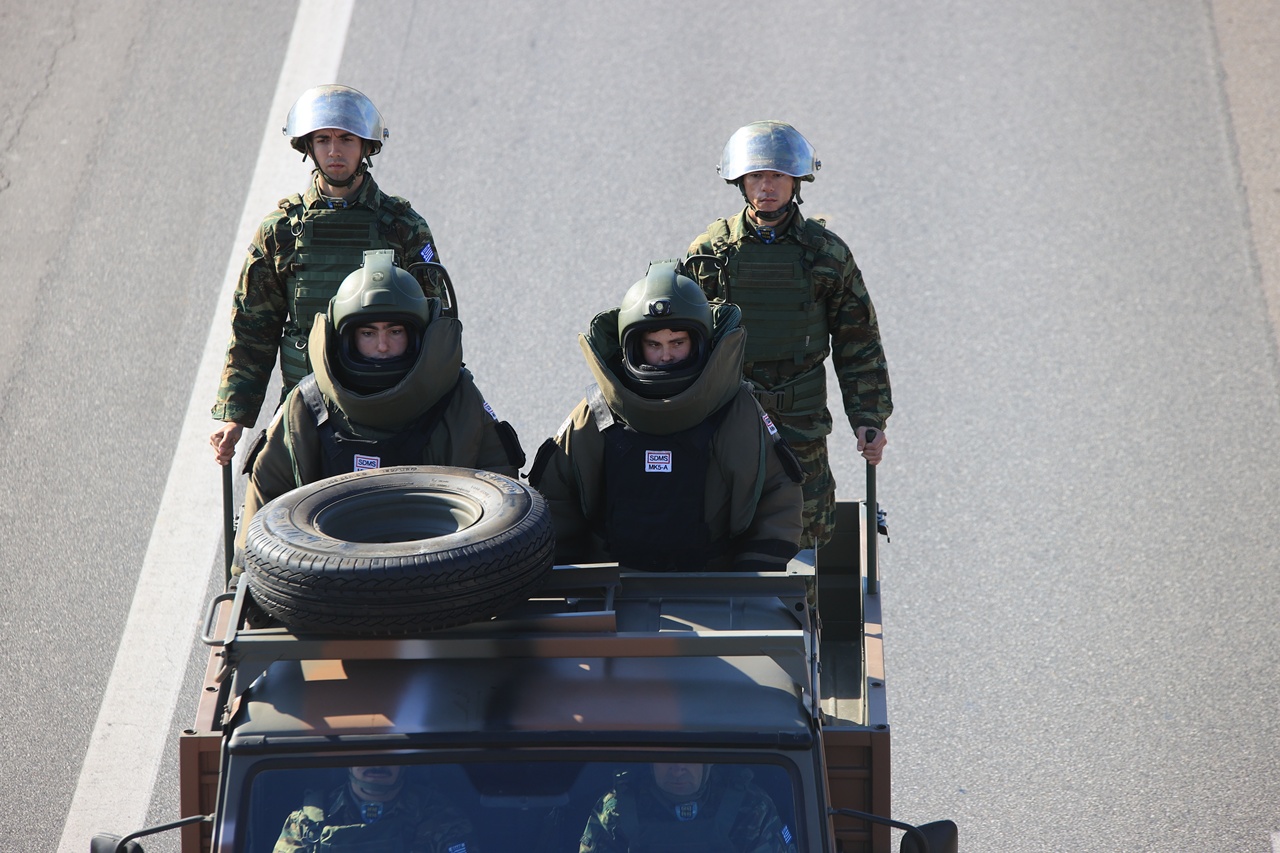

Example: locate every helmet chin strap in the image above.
[739,181,799,223]
[306,140,371,189]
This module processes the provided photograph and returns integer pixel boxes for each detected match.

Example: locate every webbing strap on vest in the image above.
[586,384,616,431]
[298,375,330,427]
[746,365,827,416]
[746,387,805,484]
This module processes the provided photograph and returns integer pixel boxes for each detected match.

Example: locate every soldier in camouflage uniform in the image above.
[273,765,477,853]
[211,85,442,465]
[579,763,798,853]
[686,121,892,549]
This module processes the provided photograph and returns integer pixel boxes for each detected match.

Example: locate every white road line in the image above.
[56,3,352,849]
[1273,831,1280,853]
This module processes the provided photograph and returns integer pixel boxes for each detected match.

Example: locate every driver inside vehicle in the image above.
[273,765,477,853]
[578,762,798,853]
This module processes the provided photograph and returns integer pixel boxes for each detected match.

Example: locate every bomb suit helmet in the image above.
[618,260,713,399]
[328,249,435,393]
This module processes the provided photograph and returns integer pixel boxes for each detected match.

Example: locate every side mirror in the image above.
[899,819,959,853]
[90,835,145,853]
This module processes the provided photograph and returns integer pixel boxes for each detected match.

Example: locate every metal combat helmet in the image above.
[717,121,821,220]
[618,260,713,399]
[328,249,435,393]
[283,85,389,186]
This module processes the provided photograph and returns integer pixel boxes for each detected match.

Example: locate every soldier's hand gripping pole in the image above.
[865,429,879,595]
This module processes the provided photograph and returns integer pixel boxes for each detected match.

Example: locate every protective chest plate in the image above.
[723,240,827,366]
[289,206,392,332]
[589,386,728,571]
[278,202,398,388]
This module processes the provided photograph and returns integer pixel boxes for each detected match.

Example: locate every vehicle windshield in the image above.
[241,757,802,852]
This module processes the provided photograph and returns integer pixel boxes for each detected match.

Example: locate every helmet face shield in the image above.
[717,120,820,182]
[328,250,433,393]
[617,261,714,399]
[284,85,388,155]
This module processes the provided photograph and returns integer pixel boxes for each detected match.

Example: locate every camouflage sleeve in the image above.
[211,219,290,426]
[578,791,626,853]
[733,787,800,853]
[823,246,893,432]
[273,804,325,853]
[685,231,721,300]
[392,206,446,301]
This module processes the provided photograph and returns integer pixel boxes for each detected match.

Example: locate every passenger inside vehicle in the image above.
[268,765,477,853]
[249,759,799,853]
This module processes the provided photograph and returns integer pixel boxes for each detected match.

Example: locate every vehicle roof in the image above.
[223,566,819,749]
[231,654,809,747]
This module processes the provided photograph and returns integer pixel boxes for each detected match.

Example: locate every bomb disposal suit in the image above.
[529,260,802,572]
[235,250,522,566]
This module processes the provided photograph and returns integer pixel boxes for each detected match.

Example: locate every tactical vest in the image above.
[616,783,746,853]
[295,375,455,480]
[588,386,729,571]
[708,218,830,415]
[277,195,405,390]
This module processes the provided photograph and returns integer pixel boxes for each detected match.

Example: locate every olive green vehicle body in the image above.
[135,501,897,852]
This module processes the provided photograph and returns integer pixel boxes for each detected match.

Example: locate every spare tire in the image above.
[242,466,554,634]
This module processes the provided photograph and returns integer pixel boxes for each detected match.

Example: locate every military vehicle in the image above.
[91,463,956,852]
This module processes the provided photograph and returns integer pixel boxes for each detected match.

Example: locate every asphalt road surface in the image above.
[2,2,1277,851]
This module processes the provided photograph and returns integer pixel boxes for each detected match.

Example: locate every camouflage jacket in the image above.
[578,767,798,853]
[273,780,476,853]
[686,208,892,433]
[211,172,439,427]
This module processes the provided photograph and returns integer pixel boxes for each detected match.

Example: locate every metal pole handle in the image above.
[865,429,878,595]
[222,461,235,586]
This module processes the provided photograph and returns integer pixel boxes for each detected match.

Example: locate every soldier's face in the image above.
[353,322,409,360]
[652,762,705,797]
[310,128,364,185]
[640,329,692,366]
[742,171,795,215]
[349,765,402,801]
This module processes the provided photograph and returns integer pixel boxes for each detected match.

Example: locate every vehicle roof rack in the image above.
[205,558,824,717]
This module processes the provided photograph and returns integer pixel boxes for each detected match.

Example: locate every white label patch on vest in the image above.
[645,450,672,472]
[483,400,498,421]
[761,411,779,436]
[354,454,381,471]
